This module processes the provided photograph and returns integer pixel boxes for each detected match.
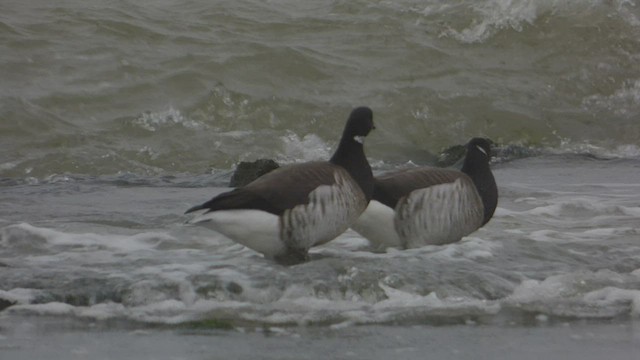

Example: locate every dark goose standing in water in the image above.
[186,107,375,265]
[351,138,497,250]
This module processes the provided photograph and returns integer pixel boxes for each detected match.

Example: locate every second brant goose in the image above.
[186,107,375,265]
[351,138,497,250]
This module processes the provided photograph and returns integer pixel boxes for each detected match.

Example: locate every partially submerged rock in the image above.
[226,139,525,187]
[0,298,15,312]
[436,144,467,167]
[229,159,280,187]
[436,138,503,168]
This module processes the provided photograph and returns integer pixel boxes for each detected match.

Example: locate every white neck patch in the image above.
[353,135,365,144]
[476,145,488,156]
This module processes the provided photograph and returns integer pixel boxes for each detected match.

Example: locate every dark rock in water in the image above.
[436,138,499,168]
[436,144,467,167]
[493,143,543,161]
[229,159,280,187]
[225,281,243,295]
[0,298,16,312]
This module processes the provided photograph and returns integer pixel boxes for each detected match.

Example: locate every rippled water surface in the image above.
[2,0,640,177]
[1,0,640,358]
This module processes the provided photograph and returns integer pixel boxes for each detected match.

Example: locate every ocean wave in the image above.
[0,223,176,254]
[553,141,640,159]
[419,0,640,43]
[582,78,640,119]
[277,131,332,164]
[3,266,640,326]
[506,270,640,318]
[1,0,639,175]
[129,107,206,132]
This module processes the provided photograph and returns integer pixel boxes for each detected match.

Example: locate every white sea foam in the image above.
[506,270,640,317]
[370,285,501,324]
[2,155,639,327]
[582,287,640,316]
[1,223,175,253]
[439,0,538,43]
[526,225,638,243]
[583,79,640,119]
[8,302,76,316]
[278,131,332,164]
[426,0,638,43]
[3,264,638,325]
[553,140,640,159]
[501,197,640,221]
[0,288,41,305]
[132,107,206,132]
[77,302,128,320]
[0,161,18,171]
[429,237,500,261]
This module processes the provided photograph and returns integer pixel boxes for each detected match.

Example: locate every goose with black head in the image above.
[352,137,497,250]
[186,107,375,264]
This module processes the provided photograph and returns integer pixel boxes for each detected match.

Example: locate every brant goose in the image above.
[352,138,497,250]
[186,107,375,265]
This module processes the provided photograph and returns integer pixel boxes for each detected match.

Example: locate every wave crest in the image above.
[420,0,639,43]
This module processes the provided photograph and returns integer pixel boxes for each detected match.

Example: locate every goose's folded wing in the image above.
[187,162,349,216]
[374,167,464,208]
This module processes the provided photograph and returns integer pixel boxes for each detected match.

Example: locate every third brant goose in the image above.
[351,138,497,250]
[186,107,375,265]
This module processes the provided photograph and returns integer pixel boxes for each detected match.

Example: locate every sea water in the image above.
[1,0,640,358]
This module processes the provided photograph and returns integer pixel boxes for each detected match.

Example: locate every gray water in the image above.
[1,0,640,358]
[2,315,639,360]
[2,0,640,177]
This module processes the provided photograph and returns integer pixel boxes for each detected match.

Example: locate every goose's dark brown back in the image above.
[374,167,466,209]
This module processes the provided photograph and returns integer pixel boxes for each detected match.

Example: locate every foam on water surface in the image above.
[2,174,640,326]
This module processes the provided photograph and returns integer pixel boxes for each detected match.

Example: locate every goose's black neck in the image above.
[462,151,498,224]
[330,136,374,201]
